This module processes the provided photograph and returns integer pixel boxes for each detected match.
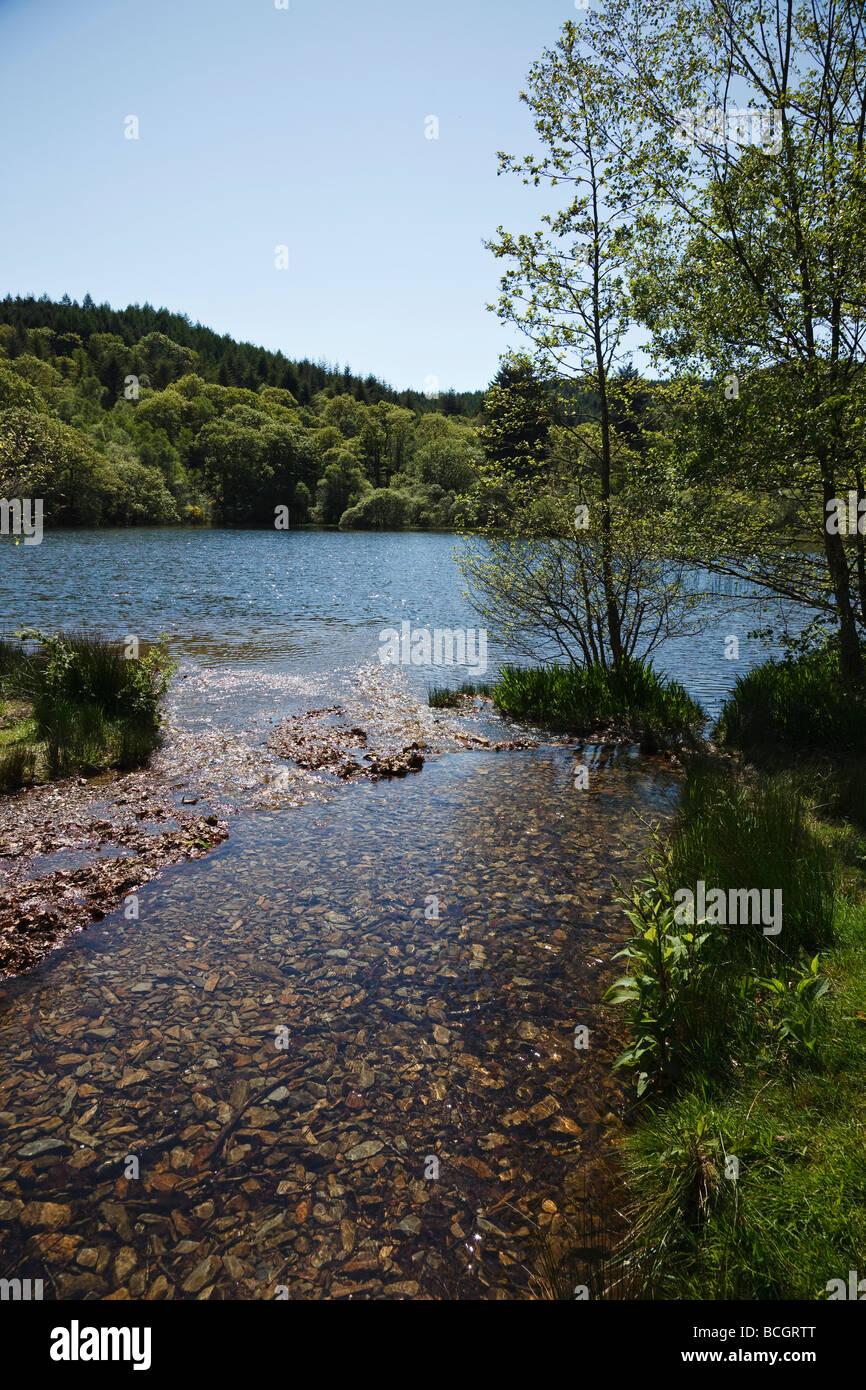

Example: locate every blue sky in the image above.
[0,0,596,393]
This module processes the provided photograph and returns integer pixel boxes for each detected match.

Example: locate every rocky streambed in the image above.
[0,667,537,979]
[0,666,680,1299]
[0,774,230,979]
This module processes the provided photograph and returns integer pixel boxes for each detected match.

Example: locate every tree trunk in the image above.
[598,374,624,669]
[822,473,863,686]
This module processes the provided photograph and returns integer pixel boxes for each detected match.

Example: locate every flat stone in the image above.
[347,1140,383,1162]
[114,1246,138,1282]
[19,1201,72,1230]
[17,1137,70,1158]
[27,1233,81,1261]
[182,1255,221,1293]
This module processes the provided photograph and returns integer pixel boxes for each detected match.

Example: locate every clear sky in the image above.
[0,0,594,393]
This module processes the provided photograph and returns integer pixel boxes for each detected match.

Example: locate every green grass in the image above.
[669,761,837,964]
[0,741,37,793]
[0,629,175,786]
[427,680,493,708]
[596,743,866,1300]
[487,658,705,750]
[716,642,866,755]
[617,917,866,1300]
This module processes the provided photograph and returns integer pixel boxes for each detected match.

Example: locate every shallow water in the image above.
[0,744,679,1299]
[0,529,803,1299]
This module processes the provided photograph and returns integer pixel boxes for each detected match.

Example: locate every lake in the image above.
[0,529,800,1299]
[0,527,796,716]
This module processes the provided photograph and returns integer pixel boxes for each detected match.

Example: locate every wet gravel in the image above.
[0,666,681,1299]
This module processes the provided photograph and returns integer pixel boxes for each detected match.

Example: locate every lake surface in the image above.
[0,530,802,1299]
[0,528,798,718]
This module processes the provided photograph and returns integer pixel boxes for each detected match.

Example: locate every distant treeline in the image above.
[0,294,493,530]
[0,294,485,414]
[0,295,636,533]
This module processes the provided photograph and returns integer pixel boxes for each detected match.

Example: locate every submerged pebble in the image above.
[0,663,680,1298]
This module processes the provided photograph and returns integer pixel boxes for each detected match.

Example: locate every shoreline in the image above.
[0,770,229,979]
[0,663,681,1298]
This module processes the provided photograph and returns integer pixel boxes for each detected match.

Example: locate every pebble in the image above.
[0,681,679,1301]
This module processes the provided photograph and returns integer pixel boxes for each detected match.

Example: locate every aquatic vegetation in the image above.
[716,642,866,755]
[487,659,705,750]
[427,680,493,708]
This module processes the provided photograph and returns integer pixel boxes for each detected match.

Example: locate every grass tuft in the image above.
[427,680,493,708]
[489,658,705,750]
[716,642,866,755]
[0,629,175,786]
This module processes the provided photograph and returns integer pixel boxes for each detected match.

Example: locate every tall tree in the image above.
[588,0,866,681]
[482,25,672,667]
[478,354,551,482]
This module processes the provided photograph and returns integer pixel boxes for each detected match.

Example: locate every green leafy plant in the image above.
[752,955,830,1062]
[605,831,710,1095]
[123,636,176,727]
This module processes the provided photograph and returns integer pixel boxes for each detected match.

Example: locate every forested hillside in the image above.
[0,294,485,529]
